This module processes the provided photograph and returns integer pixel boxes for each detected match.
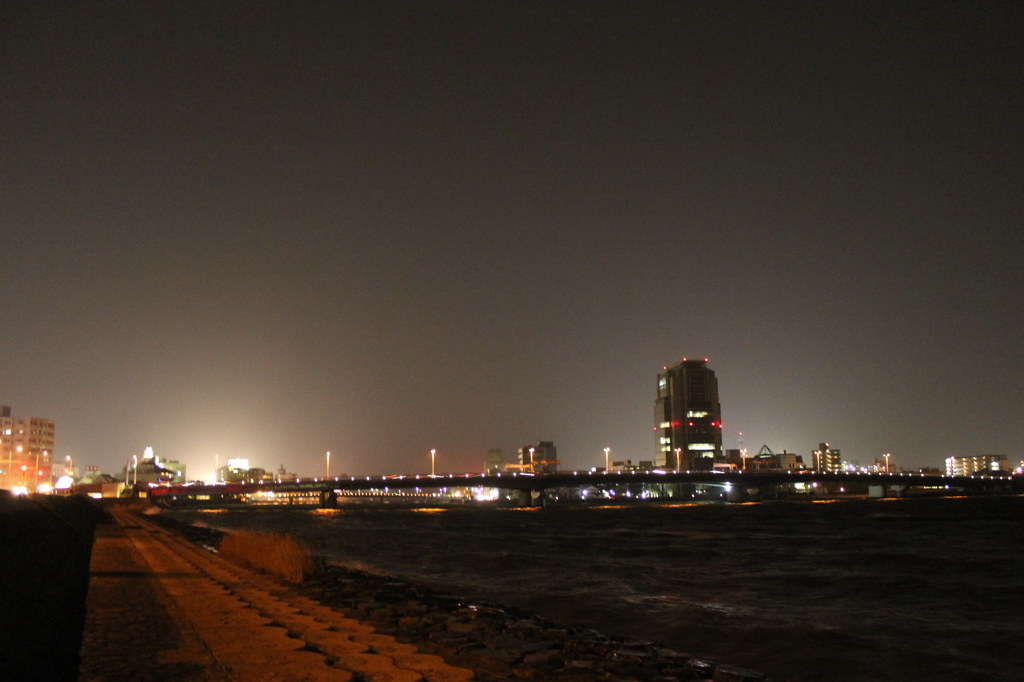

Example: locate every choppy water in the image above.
[167,496,1024,681]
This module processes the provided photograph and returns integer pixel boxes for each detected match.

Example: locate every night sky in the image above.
[2,2,1021,479]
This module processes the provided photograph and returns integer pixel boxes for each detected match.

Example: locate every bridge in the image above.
[149,469,1022,507]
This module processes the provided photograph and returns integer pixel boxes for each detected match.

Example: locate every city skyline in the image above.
[2,3,1021,478]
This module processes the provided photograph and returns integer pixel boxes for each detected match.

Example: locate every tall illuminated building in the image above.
[654,359,723,470]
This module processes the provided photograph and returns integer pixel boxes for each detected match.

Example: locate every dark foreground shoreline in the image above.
[0,494,776,681]
[158,510,775,681]
[300,563,772,681]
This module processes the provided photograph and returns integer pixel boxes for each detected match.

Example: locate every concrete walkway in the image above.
[79,508,475,682]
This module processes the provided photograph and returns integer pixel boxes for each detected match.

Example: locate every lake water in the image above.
[166,495,1024,681]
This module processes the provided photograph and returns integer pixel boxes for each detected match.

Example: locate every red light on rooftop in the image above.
[704,357,708,362]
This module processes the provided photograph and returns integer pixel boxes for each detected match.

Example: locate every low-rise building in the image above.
[746,445,805,471]
[945,454,1009,477]
[485,449,505,474]
[77,474,125,498]
[812,442,842,472]
[125,447,187,485]
[518,441,559,474]
[1,405,56,489]
[274,464,299,482]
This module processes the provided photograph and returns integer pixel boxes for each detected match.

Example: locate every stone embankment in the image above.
[80,505,477,682]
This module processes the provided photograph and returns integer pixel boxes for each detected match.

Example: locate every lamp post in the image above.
[529,447,535,474]
[326,451,331,479]
[604,447,610,473]
[133,454,138,486]
[430,449,436,477]
[674,448,682,474]
[883,453,891,474]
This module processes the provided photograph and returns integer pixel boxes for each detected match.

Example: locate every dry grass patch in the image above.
[219,531,316,583]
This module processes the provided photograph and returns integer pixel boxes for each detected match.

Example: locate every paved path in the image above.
[79,508,475,682]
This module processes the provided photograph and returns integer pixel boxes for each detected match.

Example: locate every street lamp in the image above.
[529,447,535,474]
[674,448,682,474]
[326,451,331,478]
[8,445,21,489]
[133,454,138,486]
[883,453,891,474]
[604,447,610,473]
[430,449,436,477]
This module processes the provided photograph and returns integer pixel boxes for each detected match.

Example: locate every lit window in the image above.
[686,411,709,418]
[687,443,715,451]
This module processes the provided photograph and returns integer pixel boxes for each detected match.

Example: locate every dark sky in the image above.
[2,2,1021,478]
